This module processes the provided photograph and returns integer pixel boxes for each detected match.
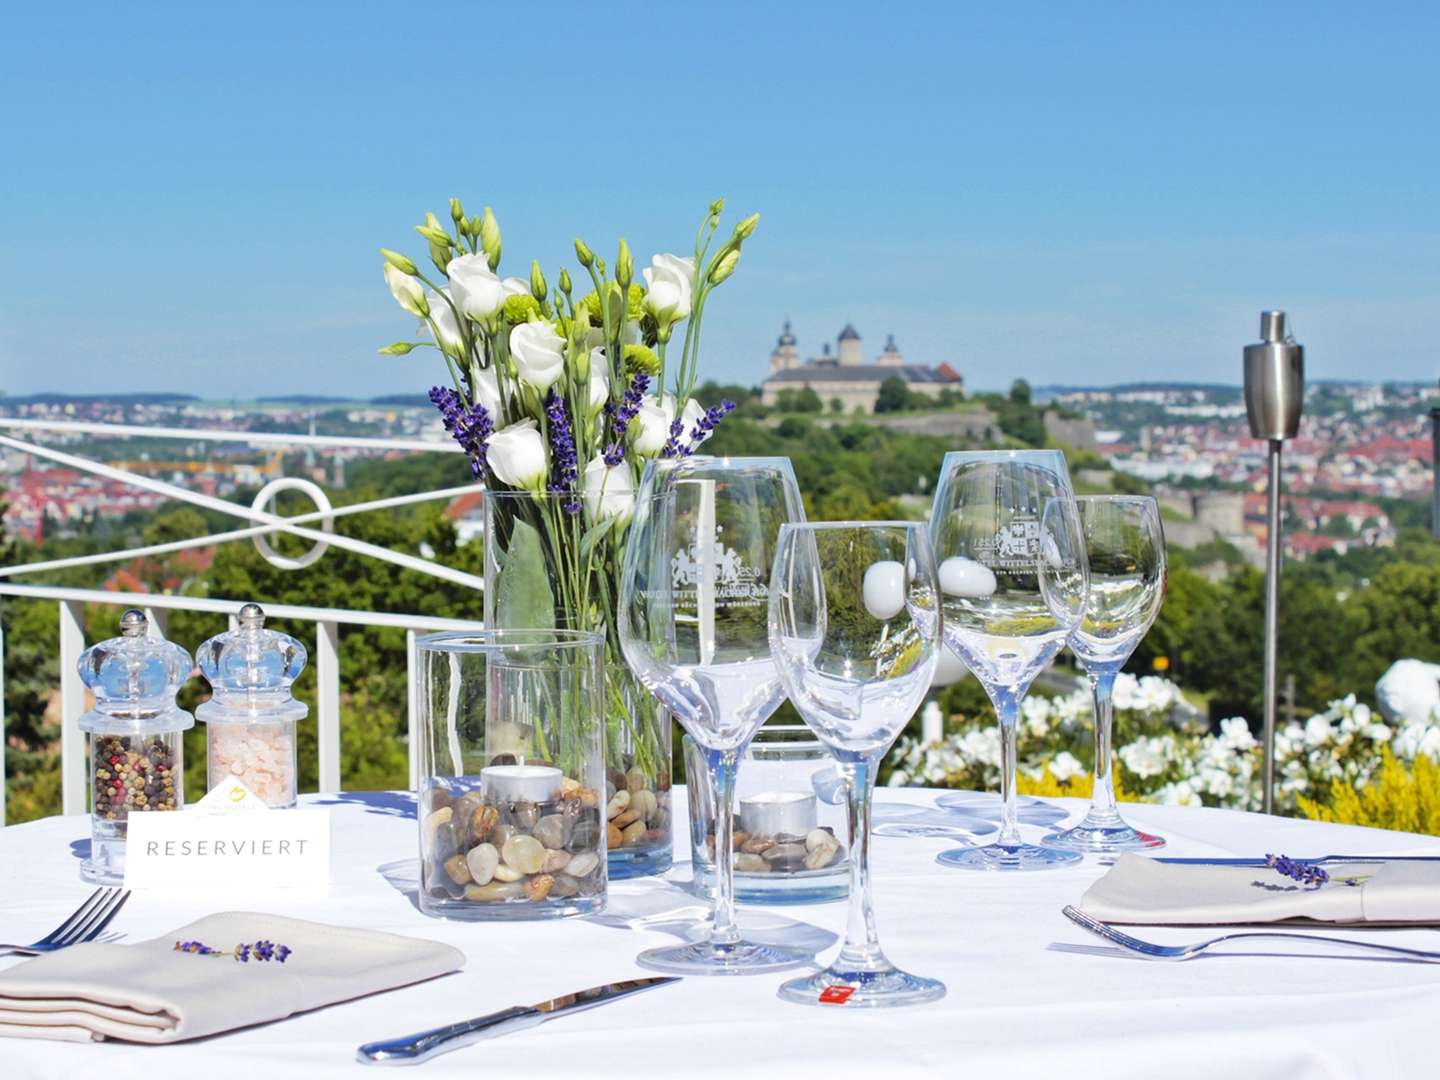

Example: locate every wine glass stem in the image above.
[1088,671,1120,822]
[706,748,742,947]
[995,691,1023,848]
[836,755,887,972]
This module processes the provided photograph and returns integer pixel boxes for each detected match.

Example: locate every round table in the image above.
[4,787,1439,1079]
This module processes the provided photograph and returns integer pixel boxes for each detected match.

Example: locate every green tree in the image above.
[1009,378,1032,405]
[875,377,912,414]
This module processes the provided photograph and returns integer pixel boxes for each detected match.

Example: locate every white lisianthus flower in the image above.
[447,253,507,321]
[487,420,547,490]
[641,254,696,324]
[384,264,425,316]
[501,276,530,298]
[421,289,464,354]
[583,454,634,523]
[587,355,610,414]
[1049,751,1083,783]
[509,322,567,392]
[471,364,502,420]
[630,395,675,457]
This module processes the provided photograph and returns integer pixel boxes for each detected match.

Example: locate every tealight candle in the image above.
[480,764,563,804]
[739,791,818,839]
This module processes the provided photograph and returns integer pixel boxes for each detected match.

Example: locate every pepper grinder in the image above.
[77,609,194,884]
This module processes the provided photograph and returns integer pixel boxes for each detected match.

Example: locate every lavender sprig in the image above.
[175,939,293,963]
[544,389,581,514]
[663,399,737,458]
[429,385,494,480]
[1265,853,1330,887]
[603,372,649,466]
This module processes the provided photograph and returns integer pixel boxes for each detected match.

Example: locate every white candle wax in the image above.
[738,790,818,839]
[480,764,562,803]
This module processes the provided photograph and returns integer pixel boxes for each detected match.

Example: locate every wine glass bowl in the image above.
[1042,495,1168,854]
[769,522,946,1008]
[619,455,809,975]
[928,450,1088,872]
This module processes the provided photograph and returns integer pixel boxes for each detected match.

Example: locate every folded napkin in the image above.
[0,912,464,1044]
[1080,854,1440,926]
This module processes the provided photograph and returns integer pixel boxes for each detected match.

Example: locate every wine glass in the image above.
[769,522,946,1007]
[928,450,1089,871]
[619,455,808,975]
[1042,495,1168,853]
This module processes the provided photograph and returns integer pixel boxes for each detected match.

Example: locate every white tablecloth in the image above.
[4,788,1440,1079]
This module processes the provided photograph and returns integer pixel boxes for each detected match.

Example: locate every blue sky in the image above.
[2,1,1437,398]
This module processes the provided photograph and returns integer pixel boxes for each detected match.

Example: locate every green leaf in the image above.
[494,518,555,631]
[579,516,616,562]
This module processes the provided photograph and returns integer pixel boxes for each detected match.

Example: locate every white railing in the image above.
[0,417,485,825]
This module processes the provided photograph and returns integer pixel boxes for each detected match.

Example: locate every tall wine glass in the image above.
[1042,495,1168,853]
[928,450,1089,871]
[619,455,808,975]
[770,522,946,1007]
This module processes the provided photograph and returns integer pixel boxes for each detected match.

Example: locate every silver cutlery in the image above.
[1062,905,1440,963]
[0,888,131,956]
[356,976,679,1065]
[1155,855,1440,866]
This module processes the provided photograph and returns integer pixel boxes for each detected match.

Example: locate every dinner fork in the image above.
[1061,905,1440,964]
[0,888,131,957]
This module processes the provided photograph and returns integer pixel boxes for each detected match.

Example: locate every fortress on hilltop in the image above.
[760,321,963,412]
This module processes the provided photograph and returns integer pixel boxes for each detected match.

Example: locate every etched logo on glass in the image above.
[975,518,1041,571]
[670,542,766,606]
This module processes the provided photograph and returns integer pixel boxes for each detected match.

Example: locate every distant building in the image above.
[760,322,963,412]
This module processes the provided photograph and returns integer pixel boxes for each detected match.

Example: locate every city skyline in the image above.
[3,3,1439,397]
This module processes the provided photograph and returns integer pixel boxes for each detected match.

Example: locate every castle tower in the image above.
[837,324,862,366]
[768,319,800,374]
[878,333,904,367]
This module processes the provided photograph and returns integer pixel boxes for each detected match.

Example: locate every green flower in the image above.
[502,294,542,323]
[622,344,661,377]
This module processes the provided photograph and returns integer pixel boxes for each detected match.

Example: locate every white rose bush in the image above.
[377,199,755,858]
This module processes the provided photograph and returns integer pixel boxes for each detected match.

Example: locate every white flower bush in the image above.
[888,676,1440,814]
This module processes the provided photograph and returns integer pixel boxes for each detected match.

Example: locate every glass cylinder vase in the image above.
[484,490,672,879]
[685,727,850,905]
[416,629,607,920]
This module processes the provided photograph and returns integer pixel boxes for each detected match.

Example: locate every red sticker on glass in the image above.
[818,985,856,1004]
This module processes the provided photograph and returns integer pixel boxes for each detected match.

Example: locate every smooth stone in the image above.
[612,808,640,829]
[506,801,540,831]
[468,805,499,846]
[805,843,841,870]
[763,842,809,872]
[524,874,555,901]
[805,828,838,853]
[426,787,454,813]
[542,849,571,873]
[465,881,524,901]
[939,556,998,598]
[605,790,630,819]
[734,853,769,873]
[533,814,568,850]
[550,875,580,898]
[577,873,603,897]
[607,823,623,848]
[625,768,648,794]
[451,792,485,837]
[421,806,452,848]
[862,559,907,620]
[493,863,524,883]
[630,789,658,822]
[621,820,646,845]
[502,834,547,875]
[740,835,771,855]
[490,824,517,850]
[443,854,471,886]
[607,768,628,794]
[466,843,498,886]
[570,819,600,852]
[430,822,459,863]
[565,851,599,879]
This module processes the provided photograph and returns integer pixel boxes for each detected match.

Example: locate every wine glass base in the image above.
[636,938,809,976]
[777,965,946,1009]
[936,842,1082,871]
[1040,821,1166,854]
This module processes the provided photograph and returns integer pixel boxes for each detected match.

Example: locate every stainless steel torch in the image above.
[1243,311,1304,814]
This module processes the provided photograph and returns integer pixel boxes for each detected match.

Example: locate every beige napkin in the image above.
[0,912,464,1043]
[1079,855,1440,926]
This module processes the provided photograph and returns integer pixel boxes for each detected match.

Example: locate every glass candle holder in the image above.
[196,604,307,808]
[416,629,607,920]
[77,609,194,885]
[685,727,849,905]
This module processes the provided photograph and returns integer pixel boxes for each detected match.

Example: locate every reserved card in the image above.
[124,790,330,895]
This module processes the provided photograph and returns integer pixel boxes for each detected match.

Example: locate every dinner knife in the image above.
[1156,855,1440,866]
[356,976,678,1065]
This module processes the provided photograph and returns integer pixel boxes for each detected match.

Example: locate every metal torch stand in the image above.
[1262,440,1282,815]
